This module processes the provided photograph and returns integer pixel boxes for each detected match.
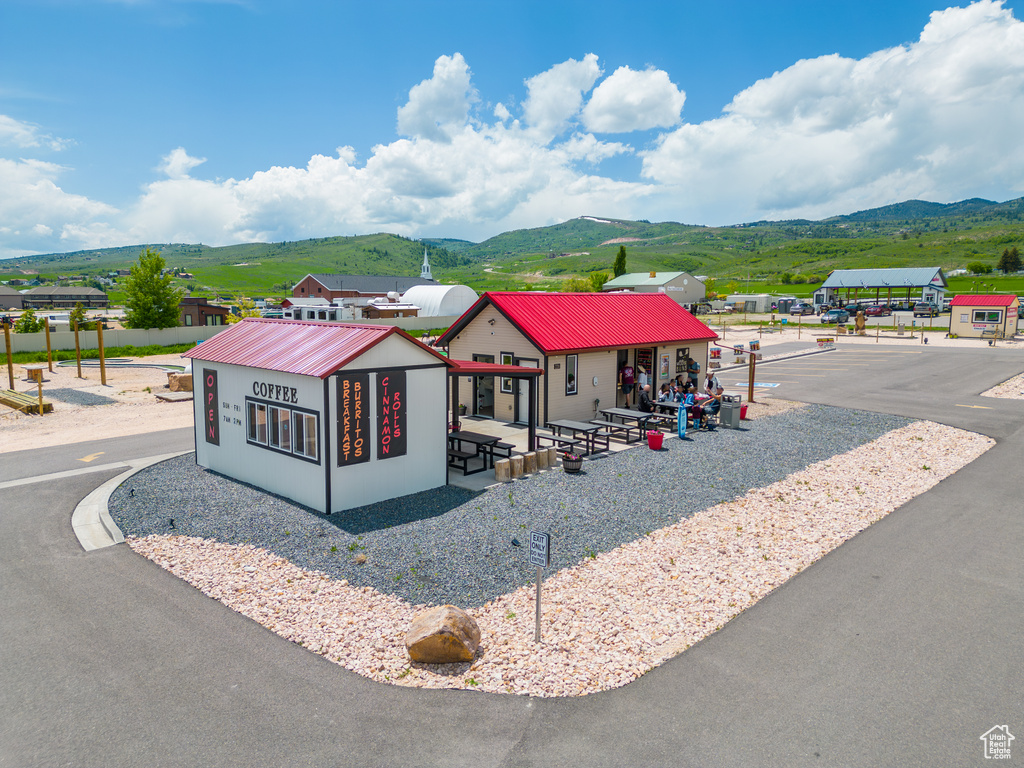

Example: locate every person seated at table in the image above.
[656,383,674,414]
[684,385,702,426]
[638,384,655,414]
[700,385,724,431]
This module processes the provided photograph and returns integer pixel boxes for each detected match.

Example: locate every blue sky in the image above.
[1,0,1022,259]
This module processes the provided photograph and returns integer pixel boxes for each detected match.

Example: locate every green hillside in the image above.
[2,197,1022,300]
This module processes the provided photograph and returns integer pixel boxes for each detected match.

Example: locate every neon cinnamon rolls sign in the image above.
[376,371,406,460]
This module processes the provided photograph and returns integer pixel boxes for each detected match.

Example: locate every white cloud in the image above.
[396,53,477,142]
[640,0,1024,223]
[581,66,686,133]
[0,115,69,151]
[2,3,1024,259]
[522,54,602,141]
[159,147,206,180]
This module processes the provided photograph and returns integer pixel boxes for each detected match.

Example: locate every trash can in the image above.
[720,395,742,429]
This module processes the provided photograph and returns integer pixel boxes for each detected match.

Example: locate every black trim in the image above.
[323,376,332,514]
[543,355,550,425]
[244,396,322,465]
[565,353,578,396]
[499,351,514,393]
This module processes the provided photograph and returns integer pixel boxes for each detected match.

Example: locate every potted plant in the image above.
[458,403,467,416]
[562,451,583,474]
[647,426,664,450]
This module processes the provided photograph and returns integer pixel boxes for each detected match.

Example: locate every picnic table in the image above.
[599,407,656,438]
[545,418,610,456]
[447,430,499,475]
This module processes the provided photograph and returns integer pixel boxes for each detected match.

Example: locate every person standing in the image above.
[703,368,722,398]
[619,361,635,408]
[687,356,700,388]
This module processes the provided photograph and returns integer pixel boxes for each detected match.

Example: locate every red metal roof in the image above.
[441,291,718,353]
[184,318,451,378]
[949,294,1018,307]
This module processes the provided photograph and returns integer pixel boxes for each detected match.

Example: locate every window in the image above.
[973,309,1002,323]
[500,351,514,393]
[292,411,317,458]
[565,354,578,396]
[269,406,291,451]
[184,314,193,326]
[246,397,319,463]
[247,401,268,444]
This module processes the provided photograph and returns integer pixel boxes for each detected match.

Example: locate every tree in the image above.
[14,308,45,333]
[562,277,592,292]
[612,246,627,278]
[997,247,1022,275]
[227,298,263,324]
[588,271,610,292]
[68,302,91,331]
[122,248,184,329]
[966,261,993,275]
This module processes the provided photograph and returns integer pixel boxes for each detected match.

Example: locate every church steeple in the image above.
[420,245,433,280]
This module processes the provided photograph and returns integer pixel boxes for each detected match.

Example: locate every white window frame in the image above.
[565,354,578,396]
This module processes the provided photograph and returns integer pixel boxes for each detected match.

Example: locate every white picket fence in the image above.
[6,315,459,354]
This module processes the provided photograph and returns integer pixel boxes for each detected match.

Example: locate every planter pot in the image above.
[458,405,467,416]
[562,455,583,474]
[647,431,664,450]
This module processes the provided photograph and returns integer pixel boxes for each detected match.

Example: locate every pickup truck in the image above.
[913,302,939,318]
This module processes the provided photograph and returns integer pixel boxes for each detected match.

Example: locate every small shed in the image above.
[184,318,453,513]
[601,271,705,305]
[948,295,1019,339]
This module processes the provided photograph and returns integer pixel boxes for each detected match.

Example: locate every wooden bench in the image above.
[0,388,53,414]
[535,432,582,452]
[490,442,515,460]
[447,448,478,474]
[590,419,640,443]
[981,328,1002,341]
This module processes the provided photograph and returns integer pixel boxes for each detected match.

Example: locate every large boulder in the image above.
[405,605,481,664]
[167,372,193,392]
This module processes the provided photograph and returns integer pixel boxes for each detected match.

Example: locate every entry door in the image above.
[472,354,494,418]
[514,358,538,424]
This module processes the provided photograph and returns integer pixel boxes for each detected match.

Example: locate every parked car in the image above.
[913,302,939,317]
[820,308,850,324]
[844,303,865,316]
[864,304,891,317]
[789,302,815,315]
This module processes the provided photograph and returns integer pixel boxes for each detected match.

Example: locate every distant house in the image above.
[948,295,1019,339]
[602,271,706,306]
[292,273,436,302]
[22,286,109,309]
[361,300,419,319]
[0,286,24,310]
[179,297,230,327]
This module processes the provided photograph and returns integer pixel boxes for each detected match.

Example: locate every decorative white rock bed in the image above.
[129,416,993,698]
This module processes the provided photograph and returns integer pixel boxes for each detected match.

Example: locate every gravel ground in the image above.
[111,404,911,609]
[126,416,993,697]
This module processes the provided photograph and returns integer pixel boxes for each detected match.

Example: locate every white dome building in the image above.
[400,284,478,318]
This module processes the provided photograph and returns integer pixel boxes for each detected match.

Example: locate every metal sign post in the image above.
[530,530,550,643]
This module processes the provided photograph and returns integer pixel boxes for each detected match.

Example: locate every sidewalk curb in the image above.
[72,451,192,551]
